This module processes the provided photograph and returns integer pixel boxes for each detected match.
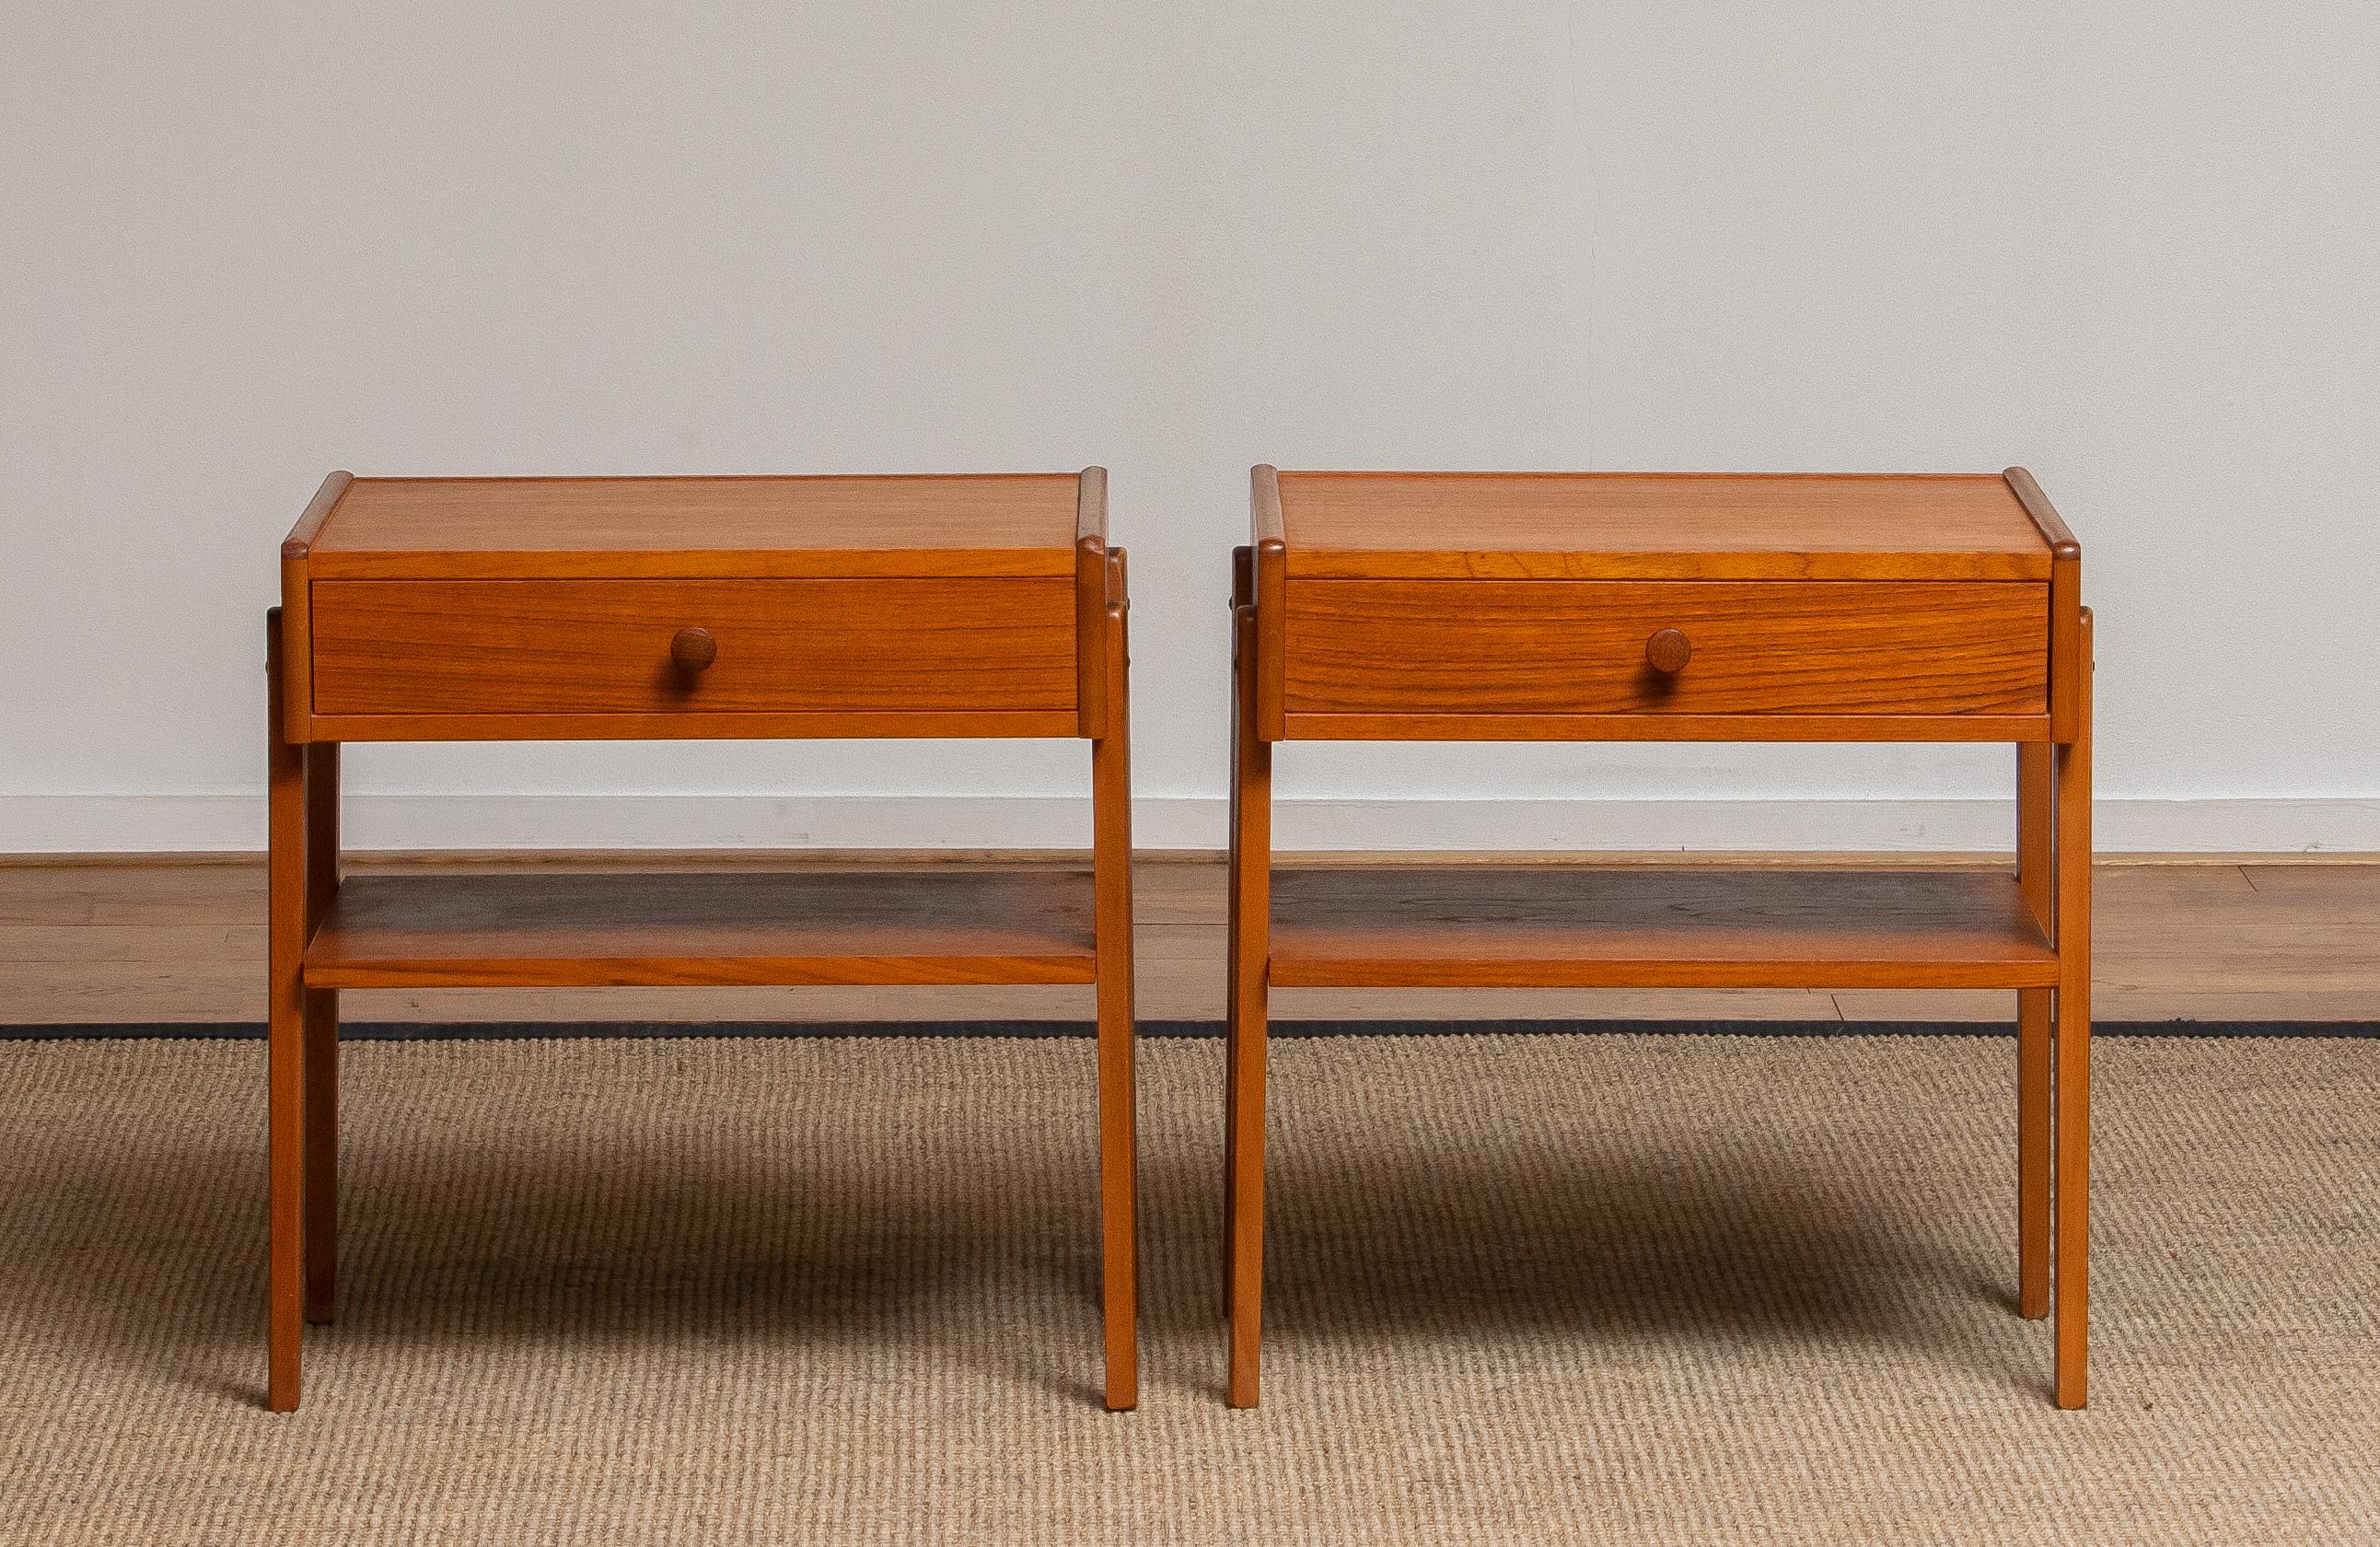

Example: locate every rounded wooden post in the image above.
[1226,582,1272,1409]
[265,609,307,1411]
[2053,609,2093,1408]
[2015,742,2053,1320]
[1091,552,1138,1412]
[303,741,342,1324]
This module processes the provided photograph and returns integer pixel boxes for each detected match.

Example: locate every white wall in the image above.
[5,3,2378,852]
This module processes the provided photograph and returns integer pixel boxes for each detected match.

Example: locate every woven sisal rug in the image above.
[1,1032,2372,1544]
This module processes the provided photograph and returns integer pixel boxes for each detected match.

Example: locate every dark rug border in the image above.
[6,1019,2377,1041]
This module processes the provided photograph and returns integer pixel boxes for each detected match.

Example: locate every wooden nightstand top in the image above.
[290,472,1094,579]
[1266,470,2063,582]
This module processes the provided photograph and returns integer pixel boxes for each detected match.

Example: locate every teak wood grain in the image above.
[1090,547,1139,1409]
[1074,467,1111,739]
[2007,468,2085,744]
[263,611,308,1411]
[301,742,340,1326]
[308,578,1076,718]
[2054,609,2093,1409]
[276,473,351,742]
[296,709,1082,743]
[297,474,1082,579]
[17,854,2376,1024]
[1283,579,2048,719]
[1273,471,2052,581]
[1281,712,2050,743]
[1267,867,2059,989]
[303,871,1099,988]
[267,467,1137,1413]
[1227,465,2089,1412]
[1250,468,1288,742]
[2015,742,2054,1325]
[1225,549,1271,1409]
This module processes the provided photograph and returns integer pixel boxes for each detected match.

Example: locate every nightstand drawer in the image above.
[308,577,1078,717]
[1282,579,2048,717]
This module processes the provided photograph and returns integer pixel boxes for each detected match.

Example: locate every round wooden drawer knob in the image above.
[1644,628,1692,673]
[669,626,718,673]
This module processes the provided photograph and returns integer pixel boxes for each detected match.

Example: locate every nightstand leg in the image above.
[2053,610,2094,1409]
[1222,744,1241,1324]
[2016,743,2054,1321]
[1222,553,1249,1326]
[264,611,306,1411]
[1226,591,1271,1409]
[1092,566,1139,1413]
[303,744,341,1324]
[2016,988,2052,1319]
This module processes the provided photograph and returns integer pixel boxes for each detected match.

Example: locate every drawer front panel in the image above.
[1283,580,2048,717]
[310,578,1076,716]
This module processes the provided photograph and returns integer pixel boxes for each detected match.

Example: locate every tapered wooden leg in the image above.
[1222,551,1250,1324]
[1225,592,1271,1409]
[1090,561,1139,1412]
[2015,987,2051,1319]
[2015,742,2053,1320]
[1223,872,1241,1326]
[302,743,341,1324]
[1222,839,1241,1324]
[2052,611,2093,1408]
[264,611,307,1411]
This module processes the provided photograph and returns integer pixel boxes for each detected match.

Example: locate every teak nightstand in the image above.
[268,471,1138,1412]
[1225,467,2091,1409]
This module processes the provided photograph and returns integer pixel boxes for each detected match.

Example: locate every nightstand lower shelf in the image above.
[304,869,1098,988]
[1269,867,2058,989]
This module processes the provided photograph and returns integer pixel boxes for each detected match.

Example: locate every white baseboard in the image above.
[3,794,2377,855]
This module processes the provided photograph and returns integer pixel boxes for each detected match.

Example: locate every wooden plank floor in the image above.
[3,855,2376,1025]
